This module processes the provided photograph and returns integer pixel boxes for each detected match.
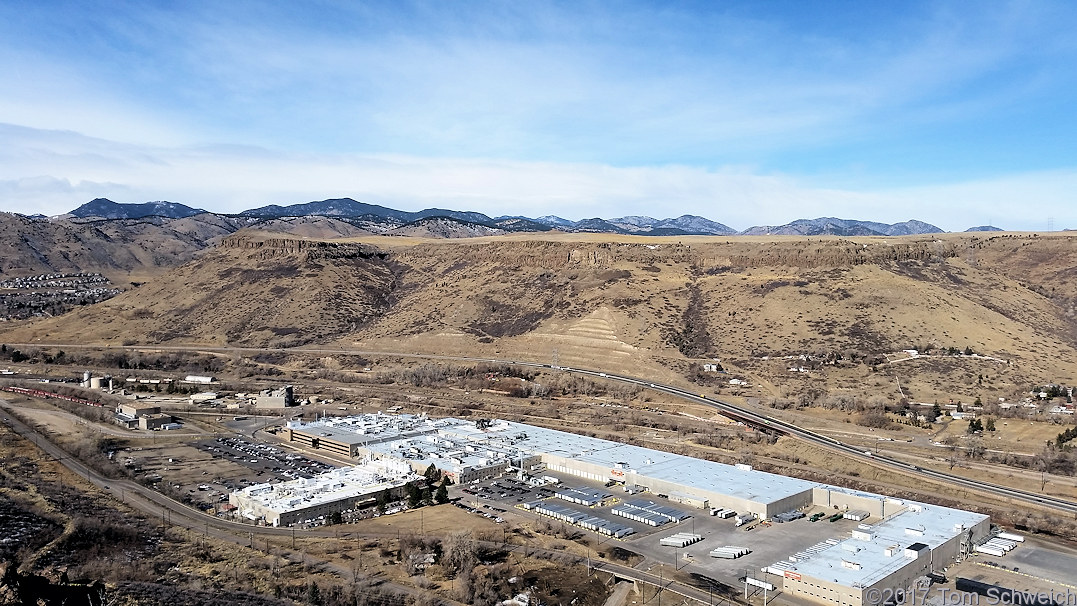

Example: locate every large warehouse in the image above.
[289,414,817,516]
[282,414,991,605]
[768,489,989,606]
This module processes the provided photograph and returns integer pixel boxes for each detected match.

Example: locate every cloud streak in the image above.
[1,2,1076,228]
[2,124,1073,231]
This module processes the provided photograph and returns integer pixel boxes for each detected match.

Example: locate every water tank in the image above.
[90,377,104,389]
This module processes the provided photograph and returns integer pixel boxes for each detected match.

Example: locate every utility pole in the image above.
[658,564,663,606]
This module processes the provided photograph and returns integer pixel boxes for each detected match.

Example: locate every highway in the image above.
[7,341,1077,517]
[553,365,1077,517]
[0,399,731,605]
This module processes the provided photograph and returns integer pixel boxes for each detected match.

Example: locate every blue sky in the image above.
[2,1,1076,230]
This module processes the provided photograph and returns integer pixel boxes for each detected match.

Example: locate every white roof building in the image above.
[229,458,418,526]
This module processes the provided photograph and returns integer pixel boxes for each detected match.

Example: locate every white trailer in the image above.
[985,539,1016,552]
[997,532,1024,543]
[661,533,703,548]
[710,546,751,559]
[975,545,1005,557]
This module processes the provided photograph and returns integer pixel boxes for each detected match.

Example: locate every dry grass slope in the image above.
[5,230,1077,397]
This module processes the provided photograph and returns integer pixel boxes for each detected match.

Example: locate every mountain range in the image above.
[55,197,1002,236]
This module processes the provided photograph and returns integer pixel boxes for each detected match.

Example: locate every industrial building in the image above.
[281,413,991,606]
[189,392,218,405]
[256,385,295,409]
[114,403,166,429]
[138,413,173,430]
[229,458,418,526]
[79,371,113,390]
[282,414,534,479]
[285,413,816,514]
[767,489,989,606]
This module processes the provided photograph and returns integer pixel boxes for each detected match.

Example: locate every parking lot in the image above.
[451,472,878,588]
[118,436,340,514]
[192,436,336,484]
[942,537,1077,600]
[452,477,559,524]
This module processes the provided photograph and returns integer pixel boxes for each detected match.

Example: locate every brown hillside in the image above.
[1,232,398,347]
[0,212,235,282]
[5,230,1077,399]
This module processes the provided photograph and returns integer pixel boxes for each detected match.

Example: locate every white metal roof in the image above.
[290,414,816,506]
[773,487,988,589]
[234,458,417,513]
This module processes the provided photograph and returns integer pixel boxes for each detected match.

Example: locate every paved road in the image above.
[14,342,1072,515]
[0,403,474,606]
[1,402,730,605]
[1,399,204,438]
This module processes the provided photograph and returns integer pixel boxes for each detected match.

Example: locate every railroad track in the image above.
[10,342,1077,515]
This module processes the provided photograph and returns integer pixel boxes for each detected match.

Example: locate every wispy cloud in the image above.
[2,124,1074,231]
[1,2,1076,226]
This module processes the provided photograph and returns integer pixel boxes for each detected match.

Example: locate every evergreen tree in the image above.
[405,482,422,508]
[931,402,942,421]
[424,463,441,483]
[305,581,323,606]
[985,418,996,432]
[1056,427,1077,447]
[435,483,449,504]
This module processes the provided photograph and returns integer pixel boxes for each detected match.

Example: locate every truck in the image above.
[734,513,757,527]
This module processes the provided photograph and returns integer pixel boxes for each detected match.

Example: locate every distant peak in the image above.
[69,198,206,219]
